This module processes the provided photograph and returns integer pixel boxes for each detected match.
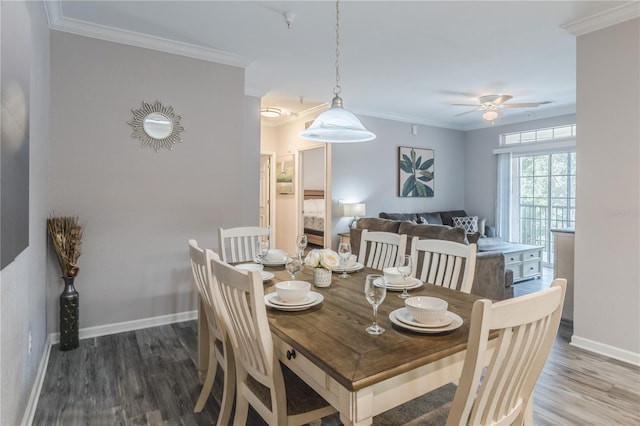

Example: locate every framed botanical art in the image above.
[276,154,295,194]
[398,146,434,197]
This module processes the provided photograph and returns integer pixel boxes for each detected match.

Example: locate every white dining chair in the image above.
[446,278,567,425]
[357,230,408,271]
[218,226,273,263]
[410,237,477,293]
[188,240,235,425]
[208,255,337,426]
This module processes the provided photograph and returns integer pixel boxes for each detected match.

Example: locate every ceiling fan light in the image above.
[482,109,501,122]
[299,97,375,143]
[260,107,282,118]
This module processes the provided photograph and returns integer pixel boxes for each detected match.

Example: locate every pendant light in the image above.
[299,0,375,143]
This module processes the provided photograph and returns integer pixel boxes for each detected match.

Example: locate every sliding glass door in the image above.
[510,151,576,265]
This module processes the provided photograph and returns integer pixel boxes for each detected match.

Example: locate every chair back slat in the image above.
[358,230,407,271]
[410,237,477,293]
[446,279,567,426]
[209,256,273,387]
[219,226,273,263]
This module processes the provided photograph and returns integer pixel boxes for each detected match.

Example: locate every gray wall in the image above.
[0,2,50,425]
[331,116,466,246]
[49,32,258,331]
[463,114,577,228]
[574,18,639,358]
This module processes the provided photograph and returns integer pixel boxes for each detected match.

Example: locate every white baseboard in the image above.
[20,335,53,426]
[22,311,198,425]
[571,335,640,366]
[49,310,197,344]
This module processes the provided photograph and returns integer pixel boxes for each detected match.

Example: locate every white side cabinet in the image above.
[552,228,575,321]
[502,244,543,283]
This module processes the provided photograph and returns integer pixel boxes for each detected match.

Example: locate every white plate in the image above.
[332,262,365,273]
[374,277,423,291]
[261,271,275,281]
[395,307,454,328]
[256,257,287,266]
[264,291,324,311]
[268,293,315,307]
[389,308,463,334]
[236,263,264,272]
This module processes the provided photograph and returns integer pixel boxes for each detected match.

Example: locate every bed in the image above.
[303,190,325,247]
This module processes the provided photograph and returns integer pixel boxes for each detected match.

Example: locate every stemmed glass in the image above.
[338,242,352,278]
[397,255,413,299]
[285,253,302,281]
[256,239,269,264]
[296,234,308,256]
[364,274,387,335]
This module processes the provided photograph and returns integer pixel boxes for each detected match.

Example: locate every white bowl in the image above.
[405,296,448,325]
[383,267,404,285]
[235,263,264,272]
[275,281,311,303]
[265,249,286,263]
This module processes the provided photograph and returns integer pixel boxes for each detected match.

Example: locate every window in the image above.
[510,152,576,264]
[495,124,577,266]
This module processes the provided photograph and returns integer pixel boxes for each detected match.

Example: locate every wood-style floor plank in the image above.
[33,317,639,426]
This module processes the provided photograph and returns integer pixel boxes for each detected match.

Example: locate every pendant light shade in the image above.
[299,96,375,143]
[298,0,375,143]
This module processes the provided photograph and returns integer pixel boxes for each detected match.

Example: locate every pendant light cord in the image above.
[333,0,342,97]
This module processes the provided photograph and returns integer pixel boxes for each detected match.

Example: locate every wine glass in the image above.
[397,255,413,299]
[256,239,269,264]
[364,274,386,335]
[338,242,352,278]
[285,253,302,281]
[296,234,308,256]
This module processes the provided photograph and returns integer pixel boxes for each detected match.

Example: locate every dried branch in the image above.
[47,215,84,278]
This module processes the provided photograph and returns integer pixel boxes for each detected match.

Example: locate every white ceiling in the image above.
[48,1,635,130]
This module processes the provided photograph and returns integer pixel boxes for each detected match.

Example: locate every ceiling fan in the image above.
[452,94,552,122]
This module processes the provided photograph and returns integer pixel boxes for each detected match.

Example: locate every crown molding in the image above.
[562,1,640,36]
[43,0,251,68]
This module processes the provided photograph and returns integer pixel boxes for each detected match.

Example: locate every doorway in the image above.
[298,144,331,250]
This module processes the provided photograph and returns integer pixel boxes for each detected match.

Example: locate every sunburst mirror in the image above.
[128,100,185,152]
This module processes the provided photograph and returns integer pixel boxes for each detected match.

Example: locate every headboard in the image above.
[304,189,324,200]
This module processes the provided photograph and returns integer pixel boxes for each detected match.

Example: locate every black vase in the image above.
[59,276,79,351]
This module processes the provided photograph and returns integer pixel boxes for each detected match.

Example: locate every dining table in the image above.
[197,263,497,426]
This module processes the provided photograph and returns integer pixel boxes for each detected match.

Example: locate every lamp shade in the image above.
[299,98,375,143]
[344,203,366,217]
[482,108,501,122]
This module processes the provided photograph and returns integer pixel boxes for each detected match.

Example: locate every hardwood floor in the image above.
[33,274,639,425]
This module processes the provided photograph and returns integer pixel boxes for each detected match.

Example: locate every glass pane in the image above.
[554,126,572,138]
[534,156,549,175]
[521,131,536,143]
[534,176,549,197]
[551,176,568,197]
[551,153,568,175]
[520,157,534,176]
[537,128,553,140]
[520,178,534,196]
[504,134,520,144]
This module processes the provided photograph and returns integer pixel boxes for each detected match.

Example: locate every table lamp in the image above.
[344,203,366,229]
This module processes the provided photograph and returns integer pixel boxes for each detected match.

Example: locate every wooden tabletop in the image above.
[264,265,487,392]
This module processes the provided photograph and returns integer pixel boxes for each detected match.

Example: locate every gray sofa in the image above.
[350,217,514,301]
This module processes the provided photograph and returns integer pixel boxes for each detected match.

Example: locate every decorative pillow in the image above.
[452,216,479,234]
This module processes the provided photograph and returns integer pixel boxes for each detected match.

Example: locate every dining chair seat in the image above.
[410,237,477,293]
[218,226,273,263]
[188,239,235,425]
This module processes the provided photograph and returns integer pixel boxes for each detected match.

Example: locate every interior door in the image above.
[259,154,271,228]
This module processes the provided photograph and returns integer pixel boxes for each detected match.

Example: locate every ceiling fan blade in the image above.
[454,109,480,117]
[451,103,482,107]
[492,95,513,105]
[502,101,552,108]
